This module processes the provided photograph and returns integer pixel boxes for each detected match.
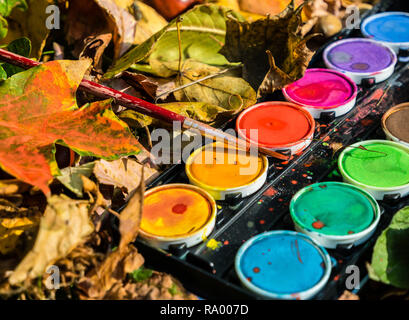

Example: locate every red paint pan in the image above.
[236,102,315,156]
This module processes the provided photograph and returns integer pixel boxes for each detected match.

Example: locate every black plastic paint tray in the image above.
[123,0,409,300]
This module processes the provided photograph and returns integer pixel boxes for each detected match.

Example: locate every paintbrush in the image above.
[0,49,290,161]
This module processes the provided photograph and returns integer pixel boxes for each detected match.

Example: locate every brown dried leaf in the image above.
[338,290,360,300]
[121,272,197,300]
[77,172,145,299]
[66,0,136,59]
[106,78,145,102]
[66,0,166,60]
[78,245,144,299]
[122,71,175,100]
[8,195,94,285]
[79,33,113,78]
[118,167,145,250]
[50,234,107,293]
[93,158,157,193]
[220,0,316,96]
[304,0,330,19]
[81,176,108,214]
[327,0,342,16]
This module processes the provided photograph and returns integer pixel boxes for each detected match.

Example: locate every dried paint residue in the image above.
[263,187,278,197]
[206,238,222,250]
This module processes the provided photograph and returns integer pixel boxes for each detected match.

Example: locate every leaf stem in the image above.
[154,67,236,103]
[176,17,184,78]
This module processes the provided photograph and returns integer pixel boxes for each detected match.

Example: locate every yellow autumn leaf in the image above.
[213,0,265,22]
[0,200,41,255]
[112,0,168,45]
[0,179,30,196]
[132,1,168,45]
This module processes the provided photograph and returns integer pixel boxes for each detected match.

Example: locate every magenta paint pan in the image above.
[323,38,397,85]
[283,69,358,119]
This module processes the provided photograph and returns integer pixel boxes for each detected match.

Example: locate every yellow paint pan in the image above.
[140,184,217,249]
[185,142,268,201]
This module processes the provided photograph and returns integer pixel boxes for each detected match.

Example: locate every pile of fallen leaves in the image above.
[0,56,192,299]
[0,0,322,300]
[0,173,196,300]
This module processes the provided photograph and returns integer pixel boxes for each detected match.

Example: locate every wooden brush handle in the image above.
[183,119,290,160]
[0,49,186,124]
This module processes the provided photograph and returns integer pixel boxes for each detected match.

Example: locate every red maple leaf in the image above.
[0,59,142,194]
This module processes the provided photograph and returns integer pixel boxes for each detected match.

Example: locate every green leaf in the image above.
[119,109,153,128]
[168,283,179,296]
[0,15,7,39]
[0,0,27,17]
[56,162,96,197]
[0,65,7,80]
[1,37,31,77]
[103,4,244,79]
[0,0,52,59]
[103,22,172,80]
[368,206,409,289]
[120,101,228,129]
[129,63,156,75]
[7,36,30,56]
[172,61,256,112]
[129,266,153,283]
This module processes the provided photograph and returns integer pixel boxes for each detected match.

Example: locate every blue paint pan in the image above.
[235,231,332,300]
[362,12,409,60]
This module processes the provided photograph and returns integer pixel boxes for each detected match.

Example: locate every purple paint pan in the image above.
[323,38,397,85]
[283,69,358,119]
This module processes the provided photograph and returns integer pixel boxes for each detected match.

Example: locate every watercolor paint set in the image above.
[113,0,409,300]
